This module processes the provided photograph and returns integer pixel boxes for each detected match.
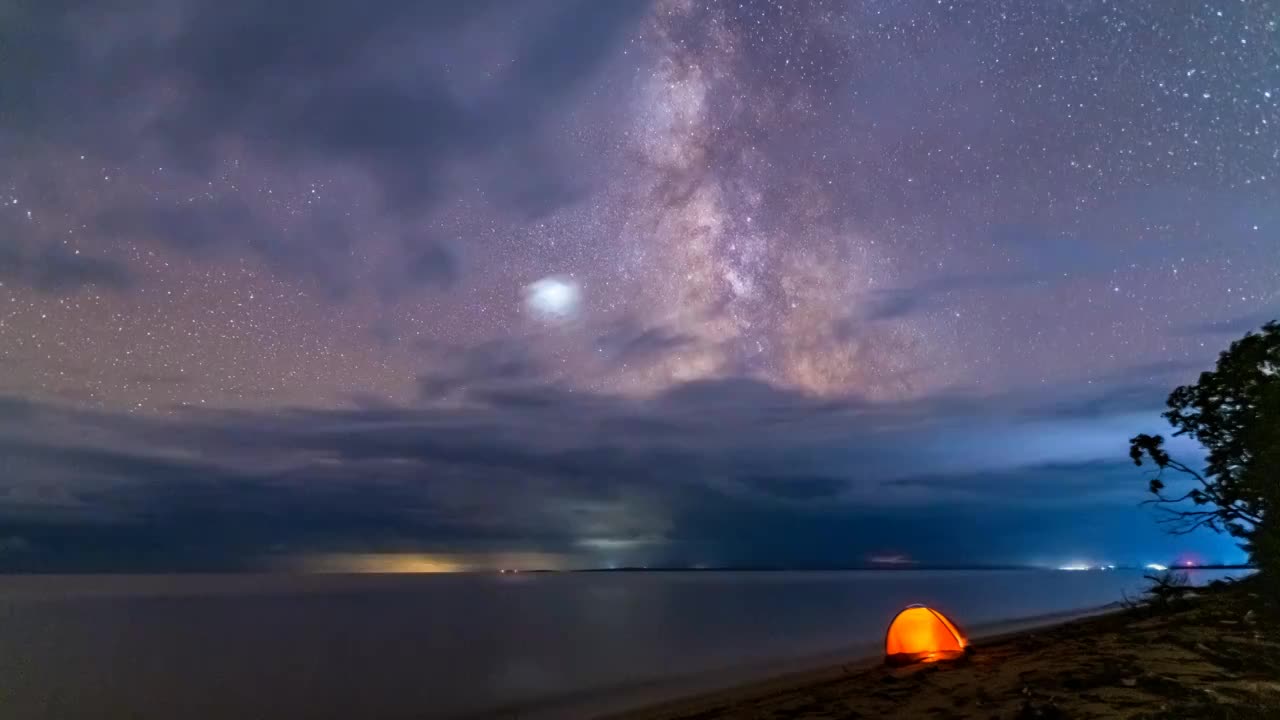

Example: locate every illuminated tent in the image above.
[884,604,968,665]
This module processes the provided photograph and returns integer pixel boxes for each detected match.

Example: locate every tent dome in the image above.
[884,604,967,665]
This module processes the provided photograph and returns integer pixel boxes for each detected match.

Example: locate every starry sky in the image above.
[1,0,1277,571]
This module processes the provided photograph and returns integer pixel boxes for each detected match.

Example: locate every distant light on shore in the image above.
[1054,563,1125,571]
[868,553,918,566]
[288,551,571,573]
[299,553,466,573]
[1145,563,1168,571]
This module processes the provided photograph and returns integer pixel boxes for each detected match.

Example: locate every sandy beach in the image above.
[609,577,1278,720]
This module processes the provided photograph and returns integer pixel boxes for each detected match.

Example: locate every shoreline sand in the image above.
[599,577,1277,720]
[466,606,1124,720]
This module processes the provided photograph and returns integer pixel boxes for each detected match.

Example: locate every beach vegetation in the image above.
[1129,321,1279,578]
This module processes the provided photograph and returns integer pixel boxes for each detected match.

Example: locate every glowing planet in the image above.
[524,276,581,321]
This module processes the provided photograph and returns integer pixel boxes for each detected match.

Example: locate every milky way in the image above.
[0,0,1277,570]
[3,0,1276,411]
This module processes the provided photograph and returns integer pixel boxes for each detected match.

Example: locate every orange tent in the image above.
[884,604,968,665]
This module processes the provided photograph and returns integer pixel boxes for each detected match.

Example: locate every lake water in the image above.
[0,569,1248,719]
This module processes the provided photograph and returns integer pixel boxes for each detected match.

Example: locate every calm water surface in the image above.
[0,569,1248,719]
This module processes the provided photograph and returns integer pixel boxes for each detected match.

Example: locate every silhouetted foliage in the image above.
[1141,570,1193,605]
[1129,321,1279,572]
[1120,570,1195,612]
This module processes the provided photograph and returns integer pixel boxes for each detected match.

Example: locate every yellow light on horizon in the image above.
[300,553,467,574]
[288,551,572,574]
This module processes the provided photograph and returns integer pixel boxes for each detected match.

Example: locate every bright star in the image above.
[524,276,581,322]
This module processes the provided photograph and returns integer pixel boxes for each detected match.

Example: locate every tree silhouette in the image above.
[1129,321,1278,569]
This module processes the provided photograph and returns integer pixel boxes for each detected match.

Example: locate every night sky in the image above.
[1,0,1277,571]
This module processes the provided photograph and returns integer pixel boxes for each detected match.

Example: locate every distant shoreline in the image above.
[563,564,1255,573]
[0,563,1256,577]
